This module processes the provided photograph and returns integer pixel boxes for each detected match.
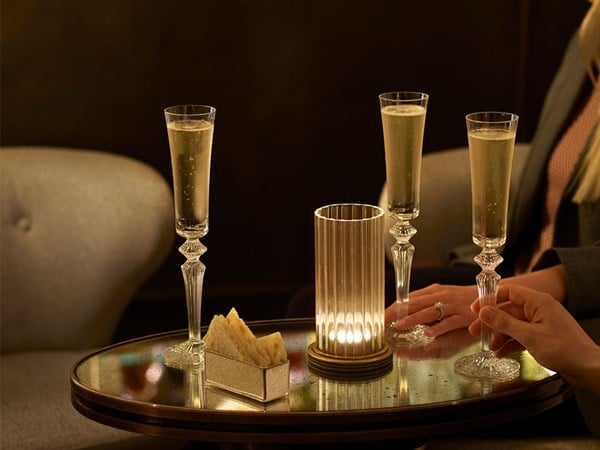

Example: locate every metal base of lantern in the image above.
[307,342,393,381]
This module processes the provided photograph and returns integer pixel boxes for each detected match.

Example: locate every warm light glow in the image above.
[328,327,372,344]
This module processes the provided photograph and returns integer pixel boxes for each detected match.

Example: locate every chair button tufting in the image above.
[16,216,32,232]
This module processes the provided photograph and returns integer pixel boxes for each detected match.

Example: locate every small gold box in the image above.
[204,350,290,403]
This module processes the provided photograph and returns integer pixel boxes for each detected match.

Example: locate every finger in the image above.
[473,296,525,327]
[472,295,513,313]
[470,318,515,353]
[386,295,437,321]
[395,306,441,330]
[407,294,439,313]
[385,301,408,320]
[424,314,473,337]
[497,284,544,310]
[496,302,527,321]
[479,305,532,343]
[468,318,481,336]
[385,304,399,323]
[410,283,442,299]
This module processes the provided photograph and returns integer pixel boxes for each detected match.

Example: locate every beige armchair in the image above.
[378,143,531,268]
[0,148,186,449]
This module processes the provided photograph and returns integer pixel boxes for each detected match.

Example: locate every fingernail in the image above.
[395,319,408,329]
[395,317,406,324]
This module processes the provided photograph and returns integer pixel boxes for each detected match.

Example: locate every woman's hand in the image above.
[385,283,479,338]
[469,284,600,394]
[384,264,569,339]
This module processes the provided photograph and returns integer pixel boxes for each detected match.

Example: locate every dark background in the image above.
[1,0,589,338]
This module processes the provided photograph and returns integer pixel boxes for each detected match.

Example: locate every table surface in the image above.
[70,318,572,444]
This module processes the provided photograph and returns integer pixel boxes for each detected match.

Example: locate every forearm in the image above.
[500,264,567,303]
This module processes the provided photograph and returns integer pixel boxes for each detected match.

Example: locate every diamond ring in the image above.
[434,302,444,322]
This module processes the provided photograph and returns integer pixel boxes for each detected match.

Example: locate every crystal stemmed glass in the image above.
[379,91,431,347]
[453,111,520,382]
[162,104,216,368]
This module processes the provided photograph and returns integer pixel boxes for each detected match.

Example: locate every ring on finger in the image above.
[434,302,445,322]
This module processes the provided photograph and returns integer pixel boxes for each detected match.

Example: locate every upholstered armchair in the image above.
[0,148,186,449]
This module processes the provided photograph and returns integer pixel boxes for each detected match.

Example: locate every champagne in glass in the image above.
[379,92,430,347]
[454,111,520,382]
[468,128,515,249]
[381,103,426,217]
[163,104,216,368]
[168,118,214,238]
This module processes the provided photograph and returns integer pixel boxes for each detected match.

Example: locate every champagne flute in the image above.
[379,91,431,347]
[162,104,216,368]
[453,111,520,381]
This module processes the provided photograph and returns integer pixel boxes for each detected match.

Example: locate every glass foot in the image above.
[386,322,434,347]
[162,339,205,369]
[454,350,520,382]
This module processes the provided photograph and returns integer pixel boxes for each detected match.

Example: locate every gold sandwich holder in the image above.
[204,350,290,403]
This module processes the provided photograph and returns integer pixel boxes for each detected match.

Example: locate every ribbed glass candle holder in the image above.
[308,204,392,378]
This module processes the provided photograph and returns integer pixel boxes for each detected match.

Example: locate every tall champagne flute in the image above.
[454,111,520,381]
[163,104,216,368]
[379,92,431,347]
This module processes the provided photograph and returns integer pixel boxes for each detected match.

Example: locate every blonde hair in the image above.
[579,0,600,82]
[573,1,600,204]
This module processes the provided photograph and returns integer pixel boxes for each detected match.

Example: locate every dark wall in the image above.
[1,0,588,319]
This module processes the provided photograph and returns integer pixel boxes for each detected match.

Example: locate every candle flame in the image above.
[329,327,372,344]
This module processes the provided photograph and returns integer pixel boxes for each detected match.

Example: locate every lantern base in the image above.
[307,342,393,380]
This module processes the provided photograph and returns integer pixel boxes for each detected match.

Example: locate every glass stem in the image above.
[180,238,207,343]
[390,218,416,321]
[474,248,503,354]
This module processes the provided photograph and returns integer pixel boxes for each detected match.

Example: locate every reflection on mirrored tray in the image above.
[74,323,555,414]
